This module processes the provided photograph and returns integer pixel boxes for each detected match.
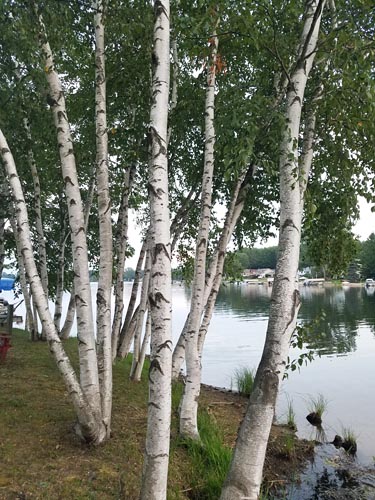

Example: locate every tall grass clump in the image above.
[342,426,358,454]
[307,394,328,419]
[182,411,232,499]
[233,367,255,396]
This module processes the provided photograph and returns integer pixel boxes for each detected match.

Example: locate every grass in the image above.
[307,393,328,419]
[0,330,314,499]
[232,366,255,396]
[286,398,297,431]
[342,426,358,454]
[180,411,232,499]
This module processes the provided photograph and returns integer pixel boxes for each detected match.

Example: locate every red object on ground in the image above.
[0,336,11,362]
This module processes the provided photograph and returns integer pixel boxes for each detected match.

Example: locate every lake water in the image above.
[2,282,375,466]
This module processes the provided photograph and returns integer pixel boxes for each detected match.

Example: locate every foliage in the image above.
[232,367,255,396]
[359,234,375,279]
[236,246,278,270]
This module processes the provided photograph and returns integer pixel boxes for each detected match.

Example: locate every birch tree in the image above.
[179,19,219,441]
[140,1,172,498]
[220,1,326,498]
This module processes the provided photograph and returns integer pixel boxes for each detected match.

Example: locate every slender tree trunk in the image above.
[1,129,106,443]
[140,2,172,498]
[112,166,135,357]
[23,117,49,301]
[179,21,219,440]
[130,252,151,379]
[220,2,325,498]
[94,0,112,436]
[0,216,4,279]
[35,9,104,436]
[117,237,147,358]
[133,310,151,382]
[9,212,37,340]
[60,170,95,340]
[54,226,69,333]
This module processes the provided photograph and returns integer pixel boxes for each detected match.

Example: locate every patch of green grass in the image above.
[342,426,358,454]
[307,393,328,418]
[181,411,232,499]
[232,367,255,396]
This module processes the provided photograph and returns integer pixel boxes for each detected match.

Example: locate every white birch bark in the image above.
[133,310,151,382]
[140,1,171,498]
[36,11,102,423]
[117,236,147,358]
[179,22,219,440]
[54,224,69,333]
[130,252,151,379]
[94,0,112,435]
[60,173,95,340]
[23,117,49,301]
[9,212,37,341]
[0,129,106,444]
[220,2,325,498]
[112,166,135,358]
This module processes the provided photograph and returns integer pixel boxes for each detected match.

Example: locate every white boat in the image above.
[365,278,375,287]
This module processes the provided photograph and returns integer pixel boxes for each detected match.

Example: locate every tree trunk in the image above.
[94,0,112,436]
[1,129,106,444]
[140,1,172,498]
[130,251,151,379]
[133,310,151,382]
[112,166,135,358]
[220,2,325,498]
[9,212,37,340]
[179,20,219,441]
[54,225,69,333]
[35,9,104,438]
[117,236,147,358]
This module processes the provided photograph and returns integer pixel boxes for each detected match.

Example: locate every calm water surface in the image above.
[3,282,375,465]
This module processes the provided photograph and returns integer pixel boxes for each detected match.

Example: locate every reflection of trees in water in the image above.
[215,285,375,355]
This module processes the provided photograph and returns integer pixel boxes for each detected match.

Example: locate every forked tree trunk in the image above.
[117,237,147,358]
[133,310,151,382]
[179,21,219,440]
[220,2,325,498]
[112,166,135,358]
[0,129,105,443]
[54,225,69,333]
[60,173,95,340]
[140,2,172,498]
[35,9,105,440]
[130,252,151,379]
[94,0,112,435]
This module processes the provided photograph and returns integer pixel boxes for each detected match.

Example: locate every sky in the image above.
[125,197,375,268]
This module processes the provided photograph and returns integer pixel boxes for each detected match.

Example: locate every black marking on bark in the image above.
[148,401,161,409]
[46,94,58,107]
[57,110,67,122]
[152,243,170,263]
[75,227,85,235]
[57,127,64,134]
[156,340,172,353]
[149,125,167,158]
[70,199,76,206]
[198,238,207,249]
[64,176,75,186]
[281,218,299,232]
[65,148,74,157]
[75,294,87,305]
[152,271,164,278]
[148,358,164,383]
[283,289,301,335]
[148,291,170,308]
[291,95,302,107]
[1,148,10,155]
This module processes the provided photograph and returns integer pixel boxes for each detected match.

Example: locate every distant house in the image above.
[242,268,275,279]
